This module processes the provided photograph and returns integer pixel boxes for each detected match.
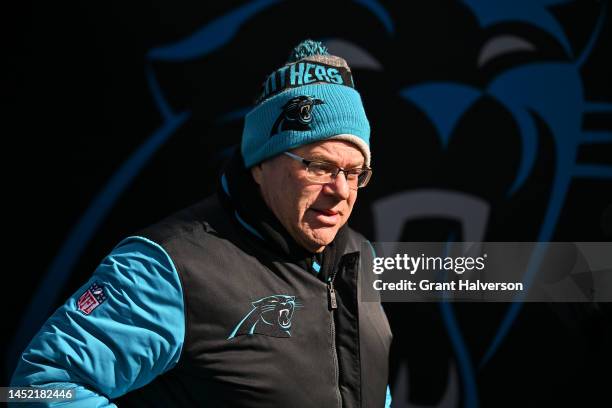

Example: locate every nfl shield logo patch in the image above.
[77,282,108,315]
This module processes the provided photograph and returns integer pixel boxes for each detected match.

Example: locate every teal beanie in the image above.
[241,40,371,168]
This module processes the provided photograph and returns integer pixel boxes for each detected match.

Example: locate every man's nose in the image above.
[325,172,351,199]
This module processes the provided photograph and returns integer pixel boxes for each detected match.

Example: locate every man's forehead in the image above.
[293,140,365,166]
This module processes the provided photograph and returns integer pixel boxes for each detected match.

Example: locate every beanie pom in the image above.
[287,39,329,63]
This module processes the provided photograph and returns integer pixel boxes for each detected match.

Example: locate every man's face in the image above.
[252,140,364,253]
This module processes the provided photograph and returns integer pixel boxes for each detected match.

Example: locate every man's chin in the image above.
[305,227,339,248]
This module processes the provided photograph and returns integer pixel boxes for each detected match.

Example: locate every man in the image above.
[11,40,392,407]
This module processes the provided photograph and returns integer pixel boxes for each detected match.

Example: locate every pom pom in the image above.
[287,39,329,63]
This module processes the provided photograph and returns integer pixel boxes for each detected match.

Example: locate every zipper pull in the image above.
[328,282,337,310]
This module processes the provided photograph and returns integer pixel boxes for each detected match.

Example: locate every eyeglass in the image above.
[283,152,372,189]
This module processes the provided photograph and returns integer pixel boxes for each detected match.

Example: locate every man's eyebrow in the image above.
[308,155,365,168]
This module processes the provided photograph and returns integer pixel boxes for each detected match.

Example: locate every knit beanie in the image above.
[241,40,371,168]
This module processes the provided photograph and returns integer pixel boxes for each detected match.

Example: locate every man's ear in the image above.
[251,164,263,186]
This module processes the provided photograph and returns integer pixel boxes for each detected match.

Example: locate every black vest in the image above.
[114,195,392,407]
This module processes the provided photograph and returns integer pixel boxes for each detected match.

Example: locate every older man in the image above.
[11,40,392,407]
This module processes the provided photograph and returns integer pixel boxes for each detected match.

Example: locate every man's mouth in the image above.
[310,208,341,225]
[314,208,338,216]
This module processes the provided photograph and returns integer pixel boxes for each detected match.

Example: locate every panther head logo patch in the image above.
[269,95,325,137]
[228,295,303,339]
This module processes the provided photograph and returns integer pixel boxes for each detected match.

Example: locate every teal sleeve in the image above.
[10,236,185,407]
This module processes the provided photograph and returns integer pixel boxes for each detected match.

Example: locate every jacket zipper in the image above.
[328,271,342,408]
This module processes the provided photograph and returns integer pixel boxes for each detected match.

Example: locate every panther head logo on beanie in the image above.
[270,95,325,136]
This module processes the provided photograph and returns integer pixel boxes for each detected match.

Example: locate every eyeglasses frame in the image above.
[283,151,372,189]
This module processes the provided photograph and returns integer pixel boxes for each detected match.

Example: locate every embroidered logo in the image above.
[270,95,324,136]
[77,282,108,315]
[228,295,303,339]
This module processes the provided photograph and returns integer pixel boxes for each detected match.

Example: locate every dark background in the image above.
[5,0,612,406]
